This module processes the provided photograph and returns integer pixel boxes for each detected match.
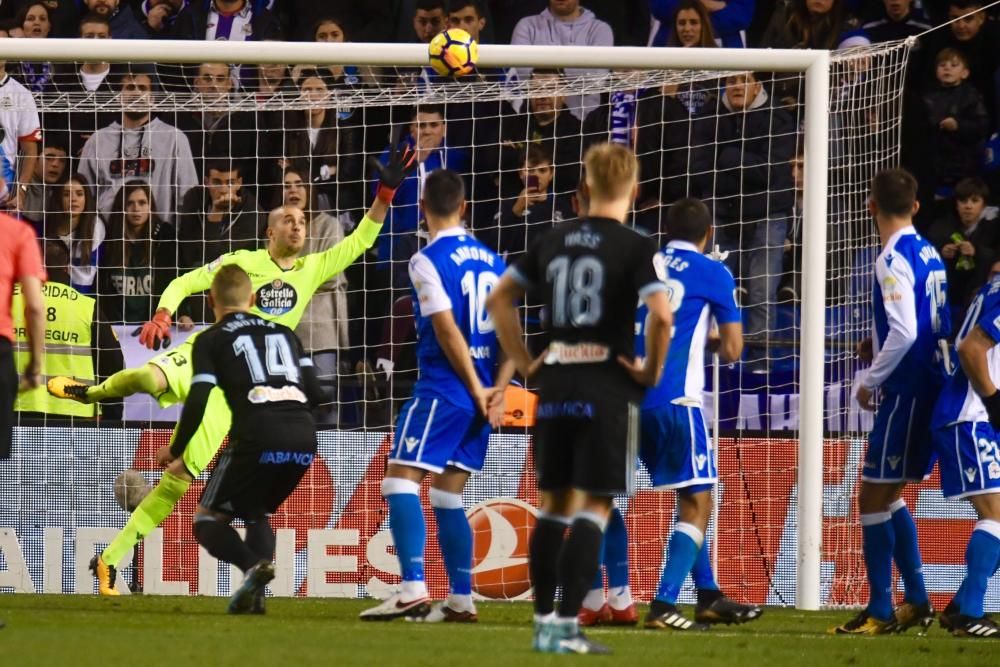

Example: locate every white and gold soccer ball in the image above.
[428,28,479,77]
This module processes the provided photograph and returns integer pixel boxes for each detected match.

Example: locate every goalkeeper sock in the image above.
[655,523,703,605]
[244,516,275,561]
[530,513,570,616]
[958,521,1000,619]
[861,511,895,621]
[888,499,928,605]
[430,489,472,596]
[382,478,426,597]
[692,536,720,591]
[88,365,163,402]
[193,516,259,572]
[102,471,190,566]
[556,512,607,619]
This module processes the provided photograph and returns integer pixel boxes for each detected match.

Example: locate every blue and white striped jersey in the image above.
[408,226,505,412]
[864,227,950,394]
[932,276,1000,428]
[635,241,740,409]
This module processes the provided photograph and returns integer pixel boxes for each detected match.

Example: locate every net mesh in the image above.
[4,39,991,610]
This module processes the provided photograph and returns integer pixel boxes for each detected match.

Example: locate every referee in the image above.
[1,213,45,459]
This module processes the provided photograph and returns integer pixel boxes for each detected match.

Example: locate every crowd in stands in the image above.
[2,0,1000,396]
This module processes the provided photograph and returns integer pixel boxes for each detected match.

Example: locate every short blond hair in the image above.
[584,143,638,201]
[211,264,253,308]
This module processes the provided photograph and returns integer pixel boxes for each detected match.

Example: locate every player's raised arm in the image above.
[308,128,418,287]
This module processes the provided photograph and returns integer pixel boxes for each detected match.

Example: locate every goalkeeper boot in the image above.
[48,377,93,403]
[831,610,892,635]
[228,560,275,615]
[950,614,1000,638]
[887,601,935,634]
[695,591,764,625]
[359,591,432,621]
[89,555,120,596]
[645,601,709,631]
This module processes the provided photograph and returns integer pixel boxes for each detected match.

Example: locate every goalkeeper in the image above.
[48,137,417,595]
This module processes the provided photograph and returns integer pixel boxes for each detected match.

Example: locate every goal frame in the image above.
[1,38,830,610]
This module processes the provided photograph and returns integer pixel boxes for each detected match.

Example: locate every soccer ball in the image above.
[114,468,152,512]
[428,29,479,77]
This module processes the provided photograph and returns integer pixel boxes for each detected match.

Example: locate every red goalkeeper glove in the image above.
[134,310,172,351]
[370,127,418,204]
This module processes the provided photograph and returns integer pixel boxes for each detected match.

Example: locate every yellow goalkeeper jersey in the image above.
[158,215,380,330]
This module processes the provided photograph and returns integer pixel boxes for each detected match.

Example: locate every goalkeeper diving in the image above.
[48,135,418,595]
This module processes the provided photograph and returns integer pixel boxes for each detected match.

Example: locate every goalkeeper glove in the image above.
[133,309,172,351]
[370,127,418,204]
[983,391,1000,430]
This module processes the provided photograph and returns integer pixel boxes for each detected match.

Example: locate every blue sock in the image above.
[430,489,472,596]
[383,478,426,584]
[655,523,703,604]
[889,499,928,605]
[605,505,630,590]
[861,511,895,621]
[692,536,719,591]
[958,521,1000,619]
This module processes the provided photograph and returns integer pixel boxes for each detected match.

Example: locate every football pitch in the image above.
[0,596,995,666]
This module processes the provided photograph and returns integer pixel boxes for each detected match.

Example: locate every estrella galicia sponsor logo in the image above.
[256,279,298,315]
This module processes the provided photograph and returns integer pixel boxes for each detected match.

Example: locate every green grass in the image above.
[0,595,994,666]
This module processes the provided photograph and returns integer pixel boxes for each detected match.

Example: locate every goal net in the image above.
[3,38,986,611]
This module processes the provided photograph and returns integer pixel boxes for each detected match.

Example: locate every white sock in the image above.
[447,593,475,612]
[582,587,606,611]
[400,580,428,601]
[608,585,633,611]
[534,612,555,624]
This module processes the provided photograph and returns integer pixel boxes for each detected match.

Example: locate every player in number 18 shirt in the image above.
[836,169,951,635]
[488,143,673,654]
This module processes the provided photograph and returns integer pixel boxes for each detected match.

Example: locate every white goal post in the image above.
[1,38,833,609]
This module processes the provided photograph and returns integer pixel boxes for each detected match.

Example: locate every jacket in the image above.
[77,117,199,226]
[691,87,797,228]
[921,82,991,186]
[97,220,179,324]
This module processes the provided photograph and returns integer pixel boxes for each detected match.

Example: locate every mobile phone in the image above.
[526,175,540,190]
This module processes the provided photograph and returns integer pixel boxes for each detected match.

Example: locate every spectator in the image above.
[11,3,56,93]
[920,48,990,198]
[250,53,292,97]
[759,0,858,50]
[490,143,573,259]
[21,137,68,227]
[691,71,797,372]
[176,159,261,274]
[448,0,487,41]
[269,69,363,217]
[278,166,349,409]
[47,14,116,158]
[41,173,107,295]
[276,0,393,42]
[655,1,721,117]
[141,0,187,36]
[920,1,1000,119]
[168,0,282,41]
[862,0,930,43]
[651,0,755,47]
[299,17,375,88]
[0,59,41,214]
[97,180,178,325]
[372,105,468,290]
[410,0,446,43]
[498,69,584,199]
[925,177,999,321]
[84,0,148,39]
[511,0,614,121]
[77,64,198,226]
[175,62,257,182]
[579,0,652,47]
